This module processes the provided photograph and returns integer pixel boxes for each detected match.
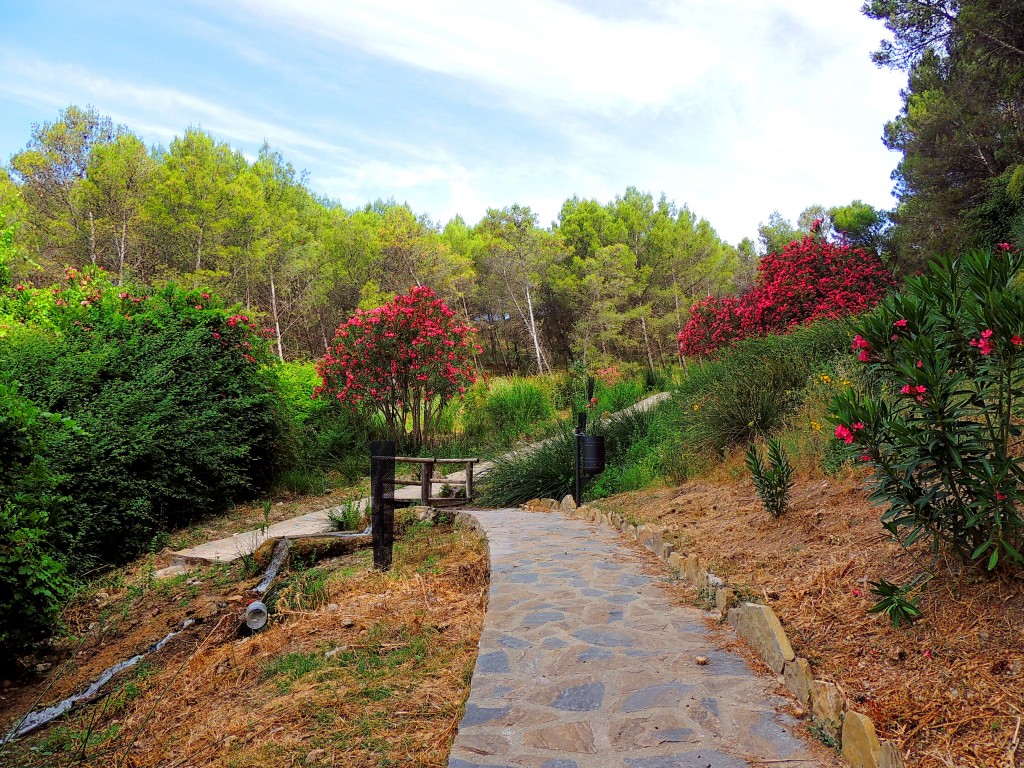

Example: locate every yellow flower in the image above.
[810,421,821,430]
[693,404,700,411]
[819,374,832,384]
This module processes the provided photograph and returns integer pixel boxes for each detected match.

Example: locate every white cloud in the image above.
[223,0,717,115]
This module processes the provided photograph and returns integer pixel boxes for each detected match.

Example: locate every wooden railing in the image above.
[380,456,480,506]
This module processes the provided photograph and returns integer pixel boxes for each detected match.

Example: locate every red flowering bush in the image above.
[316,286,480,448]
[678,235,895,356]
[831,245,1024,572]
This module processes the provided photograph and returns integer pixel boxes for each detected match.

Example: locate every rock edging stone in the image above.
[528,498,907,768]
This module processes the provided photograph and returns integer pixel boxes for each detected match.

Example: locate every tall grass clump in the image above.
[463,376,556,443]
[678,320,851,453]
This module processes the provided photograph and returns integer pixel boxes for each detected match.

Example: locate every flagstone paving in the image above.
[448,508,830,768]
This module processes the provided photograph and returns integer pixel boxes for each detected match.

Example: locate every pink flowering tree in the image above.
[315,286,479,448]
[678,234,895,357]
[831,244,1024,572]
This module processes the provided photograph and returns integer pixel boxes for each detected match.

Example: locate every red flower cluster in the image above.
[678,236,895,356]
[969,328,995,355]
[315,286,480,441]
[835,421,864,444]
[594,365,622,387]
[900,383,928,402]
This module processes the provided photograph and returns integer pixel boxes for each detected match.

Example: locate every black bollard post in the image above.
[574,412,585,507]
[370,440,396,570]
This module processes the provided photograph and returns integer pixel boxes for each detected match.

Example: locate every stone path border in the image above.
[560,497,907,768]
[448,505,832,768]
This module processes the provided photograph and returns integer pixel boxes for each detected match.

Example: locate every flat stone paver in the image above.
[449,508,826,768]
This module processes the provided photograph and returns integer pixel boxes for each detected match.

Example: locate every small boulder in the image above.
[841,710,882,768]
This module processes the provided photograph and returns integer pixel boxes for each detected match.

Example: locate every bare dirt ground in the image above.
[0,513,487,768]
[599,462,1024,768]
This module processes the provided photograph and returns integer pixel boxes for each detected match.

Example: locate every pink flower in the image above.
[852,335,871,350]
[996,492,1007,501]
[858,349,871,362]
[852,422,864,431]
[997,242,1012,252]
[1013,336,1023,347]
[835,424,855,444]
[971,331,995,355]
[893,319,908,328]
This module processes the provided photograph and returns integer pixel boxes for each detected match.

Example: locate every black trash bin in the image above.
[580,435,606,475]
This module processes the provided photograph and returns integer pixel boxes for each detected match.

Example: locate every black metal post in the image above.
[574,418,583,507]
[370,440,396,571]
[573,374,595,507]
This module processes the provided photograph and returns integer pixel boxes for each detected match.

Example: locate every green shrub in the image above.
[867,577,926,628]
[0,272,283,574]
[275,360,368,480]
[0,380,72,665]
[678,320,851,452]
[745,439,794,517]
[832,246,1024,571]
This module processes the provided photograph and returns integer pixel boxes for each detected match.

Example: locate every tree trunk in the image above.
[88,211,97,266]
[523,277,544,374]
[269,270,285,361]
[640,315,656,375]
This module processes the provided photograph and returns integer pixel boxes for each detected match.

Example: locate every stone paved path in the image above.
[449,508,826,768]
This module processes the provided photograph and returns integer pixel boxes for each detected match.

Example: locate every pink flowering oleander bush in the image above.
[678,234,895,357]
[316,285,480,449]
[831,244,1024,571]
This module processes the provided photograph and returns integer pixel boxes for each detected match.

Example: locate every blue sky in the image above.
[1,0,906,245]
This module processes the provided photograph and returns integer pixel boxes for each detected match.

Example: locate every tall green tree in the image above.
[80,133,156,280]
[477,205,552,373]
[145,128,248,280]
[9,105,123,272]
[864,0,1024,266]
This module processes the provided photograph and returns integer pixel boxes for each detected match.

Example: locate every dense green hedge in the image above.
[0,379,72,664]
[0,272,284,577]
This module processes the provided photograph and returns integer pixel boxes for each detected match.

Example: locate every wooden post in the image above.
[465,461,474,501]
[370,440,395,571]
[420,459,433,505]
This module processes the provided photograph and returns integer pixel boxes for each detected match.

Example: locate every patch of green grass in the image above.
[808,722,841,750]
[260,651,326,693]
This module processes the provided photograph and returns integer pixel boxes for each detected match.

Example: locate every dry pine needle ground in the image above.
[0,518,487,768]
[600,464,1024,768]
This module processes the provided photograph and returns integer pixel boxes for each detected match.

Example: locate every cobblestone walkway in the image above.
[449,508,826,768]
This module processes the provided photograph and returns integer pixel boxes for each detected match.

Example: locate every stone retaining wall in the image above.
[536,495,906,768]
